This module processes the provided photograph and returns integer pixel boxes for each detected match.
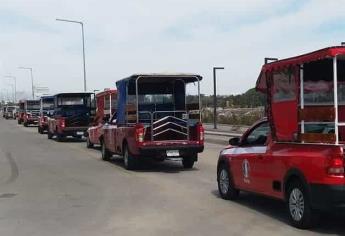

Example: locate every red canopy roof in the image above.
[256,46,345,92]
[96,89,117,98]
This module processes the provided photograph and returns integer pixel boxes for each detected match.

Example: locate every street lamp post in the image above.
[18,67,34,99]
[7,84,15,103]
[56,18,87,92]
[4,76,16,102]
[213,67,225,129]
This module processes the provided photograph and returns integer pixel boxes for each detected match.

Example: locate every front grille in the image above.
[65,116,90,127]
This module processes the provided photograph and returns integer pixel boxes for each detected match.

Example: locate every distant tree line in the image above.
[188,88,266,108]
[187,88,266,125]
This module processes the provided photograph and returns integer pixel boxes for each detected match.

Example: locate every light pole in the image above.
[6,84,15,103]
[4,76,16,102]
[56,18,87,92]
[18,67,34,99]
[213,67,225,129]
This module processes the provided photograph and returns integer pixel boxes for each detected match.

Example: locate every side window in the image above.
[242,122,270,146]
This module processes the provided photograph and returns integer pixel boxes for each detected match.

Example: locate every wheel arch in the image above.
[283,168,310,201]
[217,156,230,181]
[122,139,128,154]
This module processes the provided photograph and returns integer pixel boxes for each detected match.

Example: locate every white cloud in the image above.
[1,0,345,98]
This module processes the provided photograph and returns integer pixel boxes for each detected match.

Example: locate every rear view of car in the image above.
[47,93,95,141]
[23,100,40,127]
[4,106,16,119]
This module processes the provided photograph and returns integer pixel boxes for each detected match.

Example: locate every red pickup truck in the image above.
[217,46,345,229]
[86,89,117,148]
[101,74,204,170]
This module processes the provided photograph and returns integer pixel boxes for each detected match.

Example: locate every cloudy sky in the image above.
[1,0,345,100]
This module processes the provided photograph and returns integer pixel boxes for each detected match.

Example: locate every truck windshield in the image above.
[138,94,173,105]
[57,96,91,107]
[42,99,54,110]
[27,101,40,110]
[7,107,15,111]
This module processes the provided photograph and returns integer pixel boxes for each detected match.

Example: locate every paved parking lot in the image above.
[0,118,344,236]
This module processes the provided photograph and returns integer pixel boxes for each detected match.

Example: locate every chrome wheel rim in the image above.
[289,188,305,222]
[219,169,230,195]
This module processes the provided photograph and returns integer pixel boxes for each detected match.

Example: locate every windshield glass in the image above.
[27,101,40,110]
[138,94,173,105]
[42,98,54,110]
[55,106,90,117]
[57,96,91,107]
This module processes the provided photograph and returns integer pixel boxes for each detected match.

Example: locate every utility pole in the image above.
[213,67,225,129]
[4,76,16,102]
[18,67,34,99]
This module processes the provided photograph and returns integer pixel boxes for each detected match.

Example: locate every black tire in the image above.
[182,157,195,169]
[56,134,63,142]
[24,122,28,127]
[123,144,137,170]
[217,164,239,200]
[286,180,317,229]
[38,126,42,134]
[17,119,21,125]
[86,136,93,148]
[47,130,53,139]
[101,141,111,161]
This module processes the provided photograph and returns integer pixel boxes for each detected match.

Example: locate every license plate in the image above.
[76,131,84,136]
[166,150,179,157]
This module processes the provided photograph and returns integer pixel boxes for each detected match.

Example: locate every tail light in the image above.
[58,118,66,129]
[135,124,145,145]
[197,123,204,144]
[327,156,344,176]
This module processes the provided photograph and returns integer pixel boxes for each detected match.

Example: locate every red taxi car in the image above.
[217,46,345,229]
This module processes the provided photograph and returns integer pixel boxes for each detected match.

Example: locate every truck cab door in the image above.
[231,121,270,193]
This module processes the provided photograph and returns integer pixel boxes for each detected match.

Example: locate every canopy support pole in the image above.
[300,65,305,141]
[333,56,339,144]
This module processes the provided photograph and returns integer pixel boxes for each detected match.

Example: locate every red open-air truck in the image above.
[101,74,204,170]
[86,89,117,148]
[217,46,345,229]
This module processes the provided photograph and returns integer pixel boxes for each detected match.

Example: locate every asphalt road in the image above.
[0,118,344,236]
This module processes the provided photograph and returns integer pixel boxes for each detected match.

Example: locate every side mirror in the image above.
[229,137,240,146]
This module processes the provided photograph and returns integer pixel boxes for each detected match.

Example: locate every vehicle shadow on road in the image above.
[211,190,345,234]
[108,156,199,174]
[52,137,86,143]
